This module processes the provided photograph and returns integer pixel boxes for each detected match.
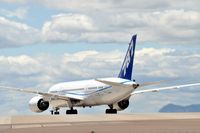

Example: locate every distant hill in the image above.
[159,104,200,112]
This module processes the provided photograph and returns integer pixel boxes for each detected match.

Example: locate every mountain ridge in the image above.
[159,103,200,112]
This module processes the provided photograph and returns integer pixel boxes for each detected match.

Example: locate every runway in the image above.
[0,113,200,133]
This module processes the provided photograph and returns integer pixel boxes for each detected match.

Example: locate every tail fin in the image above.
[118,35,137,80]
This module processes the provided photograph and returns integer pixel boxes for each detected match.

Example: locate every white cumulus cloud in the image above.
[40,9,200,44]
[42,14,97,43]
[0,0,199,47]
[0,7,28,19]
[0,16,41,48]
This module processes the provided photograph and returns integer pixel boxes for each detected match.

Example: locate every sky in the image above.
[0,0,199,116]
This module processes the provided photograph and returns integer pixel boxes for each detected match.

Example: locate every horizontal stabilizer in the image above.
[95,79,138,88]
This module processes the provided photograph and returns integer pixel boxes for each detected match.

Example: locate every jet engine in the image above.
[29,96,49,113]
[113,99,129,111]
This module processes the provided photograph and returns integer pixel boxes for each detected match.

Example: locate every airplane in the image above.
[0,35,200,115]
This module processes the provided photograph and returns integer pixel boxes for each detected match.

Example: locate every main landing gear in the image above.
[51,107,78,115]
[105,105,117,114]
[66,107,78,114]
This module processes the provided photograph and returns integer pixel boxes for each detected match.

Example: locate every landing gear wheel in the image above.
[66,108,78,115]
[50,110,54,115]
[73,110,78,114]
[54,111,60,115]
[50,108,60,115]
[105,109,117,114]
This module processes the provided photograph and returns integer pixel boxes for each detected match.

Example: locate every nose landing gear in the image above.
[50,107,60,115]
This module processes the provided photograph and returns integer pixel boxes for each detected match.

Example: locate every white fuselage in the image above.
[48,77,136,108]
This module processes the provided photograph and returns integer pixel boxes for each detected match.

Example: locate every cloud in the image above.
[0,0,199,12]
[0,0,27,4]
[40,9,200,44]
[108,10,200,44]
[0,1,199,47]
[38,0,200,44]
[42,14,97,43]
[0,7,28,19]
[0,55,41,75]
[134,48,200,79]
[35,0,200,12]
[40,0,199,44]
[0,16,41,48]
[0,48,199,88]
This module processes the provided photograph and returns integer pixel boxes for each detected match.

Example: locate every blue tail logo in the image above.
[118,35,137,80]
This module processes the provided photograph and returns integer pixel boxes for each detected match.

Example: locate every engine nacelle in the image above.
[29,96,49,113]
[113,99,129,111]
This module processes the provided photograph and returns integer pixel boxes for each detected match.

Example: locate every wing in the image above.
[138,79,177,87]
[132,83,200,95]
[0,85,84,101]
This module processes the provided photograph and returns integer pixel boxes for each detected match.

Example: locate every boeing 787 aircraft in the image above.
[0,35,200,115]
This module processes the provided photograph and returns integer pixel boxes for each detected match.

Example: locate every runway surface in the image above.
[0,113,200,133]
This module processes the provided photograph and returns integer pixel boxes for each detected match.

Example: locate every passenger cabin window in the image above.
[98,86,104,89]
[88,87,97,90]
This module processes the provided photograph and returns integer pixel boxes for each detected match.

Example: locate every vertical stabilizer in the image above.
[118,35,137,80]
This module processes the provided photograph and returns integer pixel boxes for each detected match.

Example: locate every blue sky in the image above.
[0,0,199,116]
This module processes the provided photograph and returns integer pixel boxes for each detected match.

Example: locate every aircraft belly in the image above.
[48,86,134,108]
[83,87,133,105]
[100,90,132,104]
[50,99,68,108]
